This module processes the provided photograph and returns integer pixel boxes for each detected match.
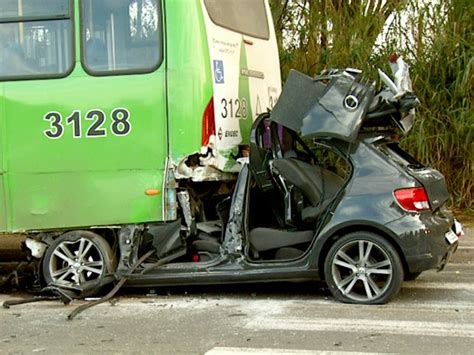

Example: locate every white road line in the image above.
[402,281,474,290]
[205,347,384,355]
[381,300,474,310]
[245,317,474,338]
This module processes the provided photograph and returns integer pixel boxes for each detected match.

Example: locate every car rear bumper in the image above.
[384,209,458,273]
[405,240,458,273]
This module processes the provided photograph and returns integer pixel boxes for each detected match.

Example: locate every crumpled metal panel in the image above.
[174,152,237,182]
[222,164,249,256]
[270,69,375,143]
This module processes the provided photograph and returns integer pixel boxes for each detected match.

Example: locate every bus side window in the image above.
[0,0,73,81]
[81,0,162,75]
[86,37,108,68]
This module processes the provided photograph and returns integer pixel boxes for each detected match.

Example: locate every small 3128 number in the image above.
[43,108,131,139]
[221,98,247,119]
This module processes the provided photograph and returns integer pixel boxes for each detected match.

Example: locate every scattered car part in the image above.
[67,249,155,320]
[3,296,61,309]
[25,238,47,259]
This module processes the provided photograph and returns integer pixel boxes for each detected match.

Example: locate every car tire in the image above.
[42,230,116,293]
[324,231,404,304]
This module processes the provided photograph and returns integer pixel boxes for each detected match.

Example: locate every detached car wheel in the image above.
[43,231,116,290]
[324,232,403,304]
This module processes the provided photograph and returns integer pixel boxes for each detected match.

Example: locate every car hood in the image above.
[270,69,375,143]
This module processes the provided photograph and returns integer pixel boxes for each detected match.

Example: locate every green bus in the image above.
[0,0,280,285]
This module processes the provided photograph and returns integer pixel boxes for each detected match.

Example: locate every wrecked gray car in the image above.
[22,58,462,306]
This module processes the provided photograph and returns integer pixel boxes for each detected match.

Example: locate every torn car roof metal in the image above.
[270,69,375,143]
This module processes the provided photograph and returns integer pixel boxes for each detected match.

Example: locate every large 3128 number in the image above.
[43,108,132,139]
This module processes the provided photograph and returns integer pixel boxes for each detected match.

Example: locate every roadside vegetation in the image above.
[270,0,473,211]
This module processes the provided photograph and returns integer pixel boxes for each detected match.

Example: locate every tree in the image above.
[269,0,406,79]
[270,0,473,209]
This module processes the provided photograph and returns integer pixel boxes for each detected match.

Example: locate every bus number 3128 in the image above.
[43,108,132,139]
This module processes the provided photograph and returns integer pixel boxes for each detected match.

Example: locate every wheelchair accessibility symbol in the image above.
[213,60,224,84]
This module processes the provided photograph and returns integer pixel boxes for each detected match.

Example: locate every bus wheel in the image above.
[42,231,116,291]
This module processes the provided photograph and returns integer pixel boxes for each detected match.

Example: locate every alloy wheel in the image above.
[44,232,113,287]
[324,232,403,304]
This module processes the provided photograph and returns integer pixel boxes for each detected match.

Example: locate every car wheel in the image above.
[324,232,403,304]
[42,231,116,291]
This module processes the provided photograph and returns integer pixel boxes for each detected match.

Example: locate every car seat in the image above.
[192,197,231,261]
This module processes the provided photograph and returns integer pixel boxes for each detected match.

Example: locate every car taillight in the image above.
[202,97,215,146]
[394,187,431,212]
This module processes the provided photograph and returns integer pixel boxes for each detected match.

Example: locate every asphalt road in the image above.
[1,221,472,354]
[1,261,473,355]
